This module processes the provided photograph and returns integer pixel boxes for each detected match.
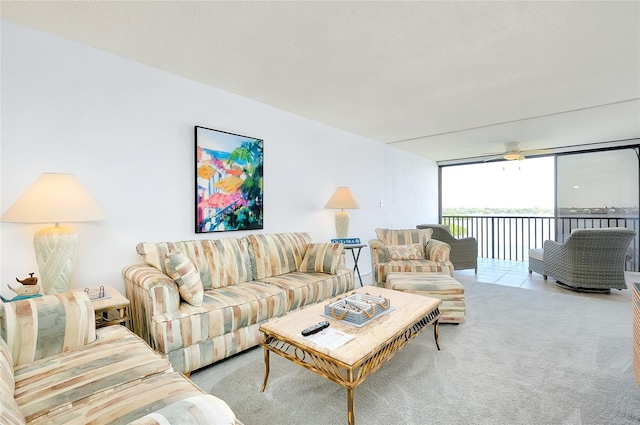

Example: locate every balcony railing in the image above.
[442,215,639,271]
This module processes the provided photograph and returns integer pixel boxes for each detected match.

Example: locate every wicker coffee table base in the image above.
[260,307,441,425]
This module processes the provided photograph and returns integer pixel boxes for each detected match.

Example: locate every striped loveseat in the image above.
[123,232,354,374]
[0,292,240,425]
[369,228,455,286]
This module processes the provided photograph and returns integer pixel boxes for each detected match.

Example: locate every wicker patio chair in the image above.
[416,224,478,273]
[543,227,636,293]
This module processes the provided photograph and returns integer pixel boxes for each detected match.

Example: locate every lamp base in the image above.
[33,225,78,295]
[335,211,350,239]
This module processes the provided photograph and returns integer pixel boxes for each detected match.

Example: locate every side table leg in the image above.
[260,348,270,392]
[347,388,355,425]
[351,248,363,287]
[433,320,440,351]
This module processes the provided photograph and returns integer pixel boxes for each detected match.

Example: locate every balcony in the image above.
[442,214,640,272]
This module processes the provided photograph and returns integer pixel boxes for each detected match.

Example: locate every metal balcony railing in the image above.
[442,215,639,271]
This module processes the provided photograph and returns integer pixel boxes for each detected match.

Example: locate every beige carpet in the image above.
[191,279,640,424]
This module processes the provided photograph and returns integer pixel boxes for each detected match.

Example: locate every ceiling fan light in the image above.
[503,152,522,161]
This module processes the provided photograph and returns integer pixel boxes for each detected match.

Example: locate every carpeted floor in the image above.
[191,279,640,424]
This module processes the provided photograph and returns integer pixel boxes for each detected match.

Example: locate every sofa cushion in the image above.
[298,243,344,274]
[166,251,204,306]
[247,232,311,279]
[0,336,25,425]
[150,281,288,354]
[0,292,96,367]
[375,228,433,246]
[128,393,238,425]
[259,269,354,311]
[13,325,173,423]
[137,238,254,290]
[25,372,236,425]
[388,243,424,260]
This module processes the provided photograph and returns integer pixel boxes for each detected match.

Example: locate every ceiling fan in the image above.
[484,142,550,162]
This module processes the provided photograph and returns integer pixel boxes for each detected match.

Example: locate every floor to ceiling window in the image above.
[440,146,640,270]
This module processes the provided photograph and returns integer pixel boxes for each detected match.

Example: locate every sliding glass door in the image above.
[556,147,639,270]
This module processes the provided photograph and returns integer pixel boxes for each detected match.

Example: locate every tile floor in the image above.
[361,257,638,304]
[455,257,638,304]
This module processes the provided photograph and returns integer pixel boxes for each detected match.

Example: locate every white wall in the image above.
[0,20,438,298]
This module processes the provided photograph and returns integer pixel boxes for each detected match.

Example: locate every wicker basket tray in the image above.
[324,293,391,325]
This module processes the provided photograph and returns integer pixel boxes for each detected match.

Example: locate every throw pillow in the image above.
[388,243,425,260]
[298,243,344,274]
[166,251,204,306]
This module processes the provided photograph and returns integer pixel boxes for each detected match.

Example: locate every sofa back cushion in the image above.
[0,292,96,367]
[247,233,311,279]
[137,238,253,290]
[375,228,433,246]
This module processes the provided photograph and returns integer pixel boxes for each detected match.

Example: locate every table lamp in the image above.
[324,187,360,238]
[1,173,106,294]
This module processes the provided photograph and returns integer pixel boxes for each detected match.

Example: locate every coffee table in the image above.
[259,286,442,424]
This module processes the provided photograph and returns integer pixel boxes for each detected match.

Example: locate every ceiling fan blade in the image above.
[483,154,505,162]
[522,148,551,155]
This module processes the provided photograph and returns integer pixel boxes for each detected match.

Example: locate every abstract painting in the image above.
[195,126,263,233]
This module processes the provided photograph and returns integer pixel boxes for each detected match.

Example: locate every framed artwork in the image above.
[195,126,264,233]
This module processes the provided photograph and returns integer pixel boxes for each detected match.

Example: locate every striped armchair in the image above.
[543,227,636,292]
[369,228,454,286]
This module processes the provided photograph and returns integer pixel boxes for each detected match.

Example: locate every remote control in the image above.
[301,321,330,336]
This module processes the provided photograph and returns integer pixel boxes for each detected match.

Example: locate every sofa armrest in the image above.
[426,239,451,262]
[0,292,96,367]
[122,265,181,346]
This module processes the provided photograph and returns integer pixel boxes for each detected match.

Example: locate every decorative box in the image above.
[325,293,391,325]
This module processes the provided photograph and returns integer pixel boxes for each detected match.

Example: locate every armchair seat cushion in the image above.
[375,260,455,284]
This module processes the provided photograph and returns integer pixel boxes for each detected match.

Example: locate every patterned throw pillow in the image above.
[298,243,344,274]
[166,251,204,306]
[388,243,425,260]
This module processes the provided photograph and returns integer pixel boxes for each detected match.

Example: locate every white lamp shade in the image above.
[324,187,360,210]
[1,173,106,224]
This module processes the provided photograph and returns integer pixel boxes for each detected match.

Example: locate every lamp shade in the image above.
[324,187,360,210]
[1,173,106,224]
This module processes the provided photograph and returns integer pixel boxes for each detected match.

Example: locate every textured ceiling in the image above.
[1,1,639,162]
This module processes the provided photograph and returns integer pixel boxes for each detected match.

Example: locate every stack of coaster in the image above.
[385,272,465,324]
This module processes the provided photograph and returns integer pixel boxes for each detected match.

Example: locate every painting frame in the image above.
[195,125,264,233]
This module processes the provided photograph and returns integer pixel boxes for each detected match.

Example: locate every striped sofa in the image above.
[369,228,454,286]
[0,292,240,425]
[123,232,354,374]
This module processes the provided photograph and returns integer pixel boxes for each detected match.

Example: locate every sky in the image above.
[442,157,555,209]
